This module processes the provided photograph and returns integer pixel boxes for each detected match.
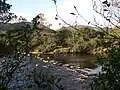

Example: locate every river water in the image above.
[40,53,97,69]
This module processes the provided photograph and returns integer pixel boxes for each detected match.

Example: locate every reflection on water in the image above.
[40,54,97,69]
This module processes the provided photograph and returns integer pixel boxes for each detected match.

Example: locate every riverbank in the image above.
[33,59,93,90]
[33,46,108,56]
[3,56,96,90]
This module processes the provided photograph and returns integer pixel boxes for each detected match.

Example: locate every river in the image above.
[39,53,98,69]
[3,54,99,90]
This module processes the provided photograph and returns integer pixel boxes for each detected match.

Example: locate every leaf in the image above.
[74,6,76,9]
[70,12,76,15]
[55,17,58,20]
[55,14,58,20]
[107,3,110,7]
[88,22,90,24]
[59,23,61,25]
[36,15,40,19]
[104,9,108,11]
[102,0,108,4]
[14,15,17,19]
[106,18,110,21]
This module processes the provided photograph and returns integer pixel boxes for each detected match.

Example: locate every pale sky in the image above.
[7,0,104,29]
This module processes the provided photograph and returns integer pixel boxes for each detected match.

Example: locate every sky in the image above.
[7,0,104,29]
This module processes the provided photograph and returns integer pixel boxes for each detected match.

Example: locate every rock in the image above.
[49,60,54,63]
[35,64,38,67]
[63,64,70,67]
[53,62,58,65]
[79,74,88,79]
[43,60,49,63]
[39,57,44,61]
[84,68,92,72]
[2,57,91,90]
[57,63,63,66]
[77,67,81,69]
[70,66,74,69]
[76,69,89,75]
[47,57,50,59]
[88,66,102,76]
[42,66,48,68]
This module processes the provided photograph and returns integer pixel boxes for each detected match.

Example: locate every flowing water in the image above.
[40,53,97,69]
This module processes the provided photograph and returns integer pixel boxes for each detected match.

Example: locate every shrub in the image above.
[91,47,120,90]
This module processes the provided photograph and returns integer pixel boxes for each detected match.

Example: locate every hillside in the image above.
[57,25,99,31]
[0,22,31,31]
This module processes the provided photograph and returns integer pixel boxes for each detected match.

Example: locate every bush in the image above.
[91,47,120,90]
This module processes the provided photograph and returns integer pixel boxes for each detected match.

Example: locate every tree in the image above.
[32,13,52,30]
[0,0,15,24]
[0,1,34,89]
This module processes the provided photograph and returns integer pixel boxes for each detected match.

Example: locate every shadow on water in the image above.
[40,53,97,69]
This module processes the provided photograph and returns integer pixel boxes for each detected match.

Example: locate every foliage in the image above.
[21,24,120,55]
[0,0,15,24]
[0,23,33,55]
[91,47,120,90]
[1,21,120,55]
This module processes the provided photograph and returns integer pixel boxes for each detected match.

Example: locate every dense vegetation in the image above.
[1,22,120,56]
[2,23,119,56]
[91,47,120,90]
